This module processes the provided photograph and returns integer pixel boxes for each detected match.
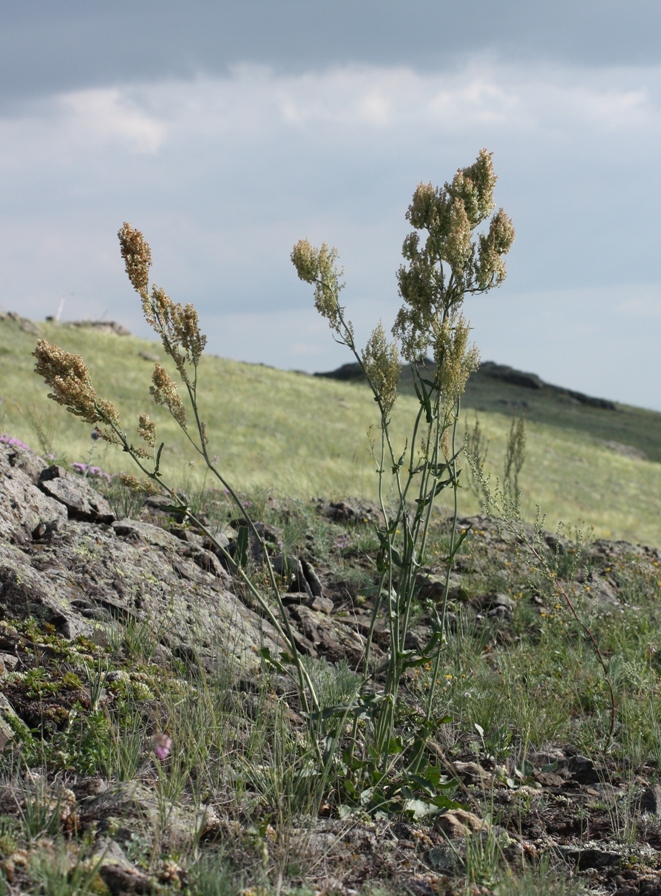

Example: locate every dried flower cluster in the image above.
[33,340,121,430]
[292,151,511,414]
[431,312,481,408]
[137,414,156,447]
[291,240,345,332]
[150,365,187,429]
[118,223,207,382]
[394,149,514,365]
[119,473,161,494]
[33,341,152,458]
[118,222,152,299]
[361,323,401,417]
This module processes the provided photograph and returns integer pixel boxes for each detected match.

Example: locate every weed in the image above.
[28,838,105,896]
[189,850,242,896]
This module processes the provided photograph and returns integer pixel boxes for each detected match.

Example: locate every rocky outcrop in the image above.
[0,442,283,668]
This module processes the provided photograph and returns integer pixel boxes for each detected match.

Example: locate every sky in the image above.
[2,2,661,410]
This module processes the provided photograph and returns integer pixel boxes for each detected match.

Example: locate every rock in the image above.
[0,654,18,674]
[82,782,220,848]
[415,572,463,602]
[310,595,334,615]
[0,693,19,749]
[229,519,282,565]
[0,448,67,546]
[0,442,285,671]
[587,575,620,613]
[480,362,544,390]
[637,785,661,815]
[639,878,661,896]
[1,310,40,335]
[436,809,487,839]
[64,320,131,336]
[452,761,493,786]
[92,839,153,894]
[562,754,601,785]
[322,499,382,525]
[288,605,368,664]
[38,466,115,523]
[560,845,622,870]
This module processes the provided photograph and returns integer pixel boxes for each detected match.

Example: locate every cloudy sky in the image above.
[2,1,661,409]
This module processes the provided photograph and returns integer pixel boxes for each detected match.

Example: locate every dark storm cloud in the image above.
[2,0,661,107]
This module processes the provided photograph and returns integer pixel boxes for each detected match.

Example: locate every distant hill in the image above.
[316,359,661,465]
[1,311,661,545]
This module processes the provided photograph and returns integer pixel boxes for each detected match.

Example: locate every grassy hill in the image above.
[2,312,661,547]
[318,358,661,464]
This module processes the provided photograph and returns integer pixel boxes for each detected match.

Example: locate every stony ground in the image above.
[1,438,661,894]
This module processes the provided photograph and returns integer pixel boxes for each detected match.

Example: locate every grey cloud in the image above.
[2,0,661,108]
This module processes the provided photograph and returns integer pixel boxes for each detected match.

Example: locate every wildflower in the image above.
[119,224,207,375]
[291,240,345,332]
[71,463,112,483]
[361,322,401,416]
[33,339,121,430]
[393,149,514,364]
[432,312,480,406]
[137,414,156,447]
[118,222,152,300]
[152,733,172,761]
[150,365,187,428]
[0,434,31,452]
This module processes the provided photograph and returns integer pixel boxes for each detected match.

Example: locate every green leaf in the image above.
[413,378,433,424]
[403,798,439,820]
[430,793,462,810]
[444,524,472,563]
[258,647,287,674]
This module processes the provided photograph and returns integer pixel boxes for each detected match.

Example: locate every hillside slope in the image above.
[1,312,661,546]
[318,358,661,464]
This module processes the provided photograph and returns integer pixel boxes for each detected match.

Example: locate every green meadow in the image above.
[2,313,661,547]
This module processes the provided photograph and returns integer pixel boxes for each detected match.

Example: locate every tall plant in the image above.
[291,149,514,787]
[33,149,514,811]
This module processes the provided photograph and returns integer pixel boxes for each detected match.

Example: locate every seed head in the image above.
[475,209,515,290]
[33,339,121,428]
[119,473,160,494]
[118,223,152,299]
[291,240,344,331]
[137,414,156,447]
[361,322,401,417]
[432,313,481,406]
[150,364,187,428]
[394,150,513,362]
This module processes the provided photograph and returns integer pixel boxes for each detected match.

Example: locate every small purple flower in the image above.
[0,434,31,452]
[153,733,172,761]
[71,462,112,483]
[335,535,352,550]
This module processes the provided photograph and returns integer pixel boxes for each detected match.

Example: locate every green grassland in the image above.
[2,313,661,546]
